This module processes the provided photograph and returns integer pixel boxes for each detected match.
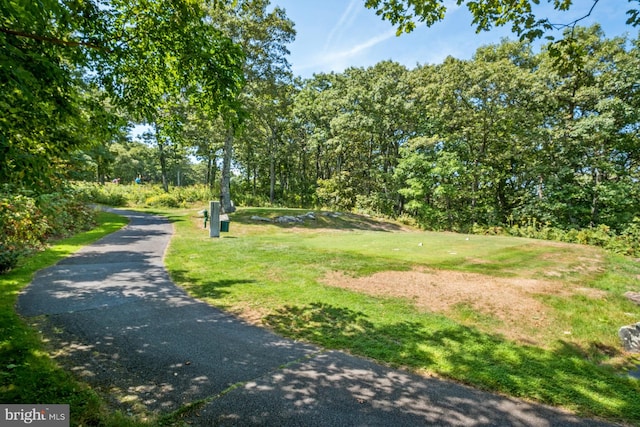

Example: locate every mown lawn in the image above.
[4,207,640,425]
[164,207,640,425]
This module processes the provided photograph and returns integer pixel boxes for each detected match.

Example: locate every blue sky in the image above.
[271,0,637,78]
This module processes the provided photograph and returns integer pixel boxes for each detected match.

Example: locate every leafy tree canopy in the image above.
[1,0,244,191]
[364,0,640,39]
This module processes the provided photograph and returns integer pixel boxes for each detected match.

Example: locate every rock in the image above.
[323,212,341,218]
[250,215,272,222]
[275,215,302,223]
[619,323,640,352]
[298,212,316,220]
[624,291,640,306]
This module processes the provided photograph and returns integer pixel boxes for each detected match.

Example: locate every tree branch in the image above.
[547,0,601,34]
[0,26,104,51]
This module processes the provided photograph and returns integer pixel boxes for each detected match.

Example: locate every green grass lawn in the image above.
[4,207,640,425]
[164,207,640,425]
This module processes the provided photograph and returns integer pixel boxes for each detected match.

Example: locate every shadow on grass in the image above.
[170,269,256,301]
[230,208,405,232]
[264,302,640,424]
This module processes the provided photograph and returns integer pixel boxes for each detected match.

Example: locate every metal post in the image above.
[209,201,220,238]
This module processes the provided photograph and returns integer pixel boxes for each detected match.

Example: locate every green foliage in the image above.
[363,0,640,41]
[0,0,88,190]
[1,0,244,195]
[316,175,358,211]
[390,31,640,238]
[355,193,396,217]
[145,193,183,208]
[0,188,97,272]
[75,182,129,206]
[473,218,640,257]
[0,193,45,272]
[608,218,640,256]
[75,182,219,209]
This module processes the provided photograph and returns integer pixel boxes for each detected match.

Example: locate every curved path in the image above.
[17,210,616,426]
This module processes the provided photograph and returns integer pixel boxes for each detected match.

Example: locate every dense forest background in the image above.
[2,0,640,268]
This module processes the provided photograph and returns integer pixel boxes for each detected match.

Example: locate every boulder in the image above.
[275,215,302,223]
[619,323,640,352]
[323,212,342,218]
[250,215,272,222]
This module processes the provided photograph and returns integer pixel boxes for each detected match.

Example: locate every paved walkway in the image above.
[17,210,617,426]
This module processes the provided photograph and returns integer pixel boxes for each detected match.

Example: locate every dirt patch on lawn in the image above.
[321,268,607,344]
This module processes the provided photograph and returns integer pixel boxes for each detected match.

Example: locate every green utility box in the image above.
[220,220,230,232]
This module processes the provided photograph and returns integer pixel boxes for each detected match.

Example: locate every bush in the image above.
[73,182,129,206]
[145,193,182,208]
[355,193,396,217]
[73,183,221,208]
[499,218,640,258]
[0,192,45,271]
[0,188,96,273]
[606,218,640,256]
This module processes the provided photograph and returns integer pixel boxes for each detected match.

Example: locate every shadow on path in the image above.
[17,209,619,426]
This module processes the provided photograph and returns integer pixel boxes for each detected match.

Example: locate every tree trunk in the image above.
[269,134,276,204]
[155,123,169,193]
[590,168,600,228]
[220,125,236,213]
[206,156,213,189]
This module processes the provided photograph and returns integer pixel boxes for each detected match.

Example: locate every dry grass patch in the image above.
[321,267,609,346]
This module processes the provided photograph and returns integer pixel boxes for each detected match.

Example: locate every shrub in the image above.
[173,185,217,203]
[355,193,396,217]
[0,192,47,272]
[73,182,129,206]
[501,218,640,258]
[0,188,96,273]
[606,218,640,256]
[145,193,182,208]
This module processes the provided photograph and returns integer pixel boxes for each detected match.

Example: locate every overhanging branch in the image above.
[0,26,104,51]
[547,0,601,34]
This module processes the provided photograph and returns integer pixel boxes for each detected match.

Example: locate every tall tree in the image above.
[207,0,295,212]
[535,26,640,229]
[397,40,546,229]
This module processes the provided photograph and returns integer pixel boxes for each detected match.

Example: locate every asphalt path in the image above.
[17,209,619,426]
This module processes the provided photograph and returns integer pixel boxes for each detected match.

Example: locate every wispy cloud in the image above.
[299,29,398,74]
[323,0,361,51]
[333,29,397,59]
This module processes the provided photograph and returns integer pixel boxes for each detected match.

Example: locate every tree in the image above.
[110,141,158,184]
[1,0,244,193]
[532,26,640,229]
[392,29,640,231]
[101,0,245,193]
[292,62,413,213]
[364,0,640,39]
[182,110,226,191]
[1,0,90,190]
[208,0,295,212]
[397,40,548,229]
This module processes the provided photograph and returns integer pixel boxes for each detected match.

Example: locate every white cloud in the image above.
[299,29,397,74]
[323,0,361,51]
